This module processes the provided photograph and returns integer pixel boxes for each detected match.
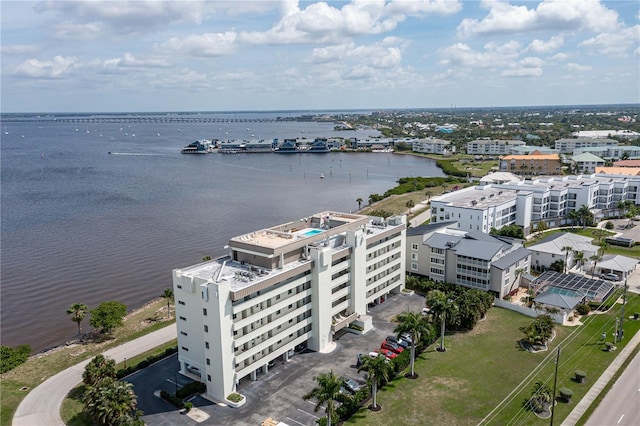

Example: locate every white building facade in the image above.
[412,137,452,155]
[466,139,525,155]
[172,212,406,403]
[430,174,640,234]
[555,138,618,154]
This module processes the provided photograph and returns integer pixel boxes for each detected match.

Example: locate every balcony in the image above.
[331,312,358,333]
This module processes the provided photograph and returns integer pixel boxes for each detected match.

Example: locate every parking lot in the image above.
[129,291,426,426]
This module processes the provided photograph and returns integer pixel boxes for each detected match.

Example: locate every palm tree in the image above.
[405,199,415,214]
[83,354,117,387]
[574,250,585,270]
[590,254,602,278]
[83,376,140,426]
[529,380,553,413]
[358,354,393,410]
[67,303,88,339]
[577,205,591,228]
[356,198,363,210]
[514,268,525,293]
[425,191,433,201]
[599,240,608,256]
[561,246,573,273]
[302,371,342,426]
[568,210,580,227]
[394,312,433,378]
[426,290,459,352]
[163,288,174,318]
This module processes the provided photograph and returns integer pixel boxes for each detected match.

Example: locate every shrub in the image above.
[160,390,184,408]
[0,344,31,374]
[183,401,193,412]
[176,381,206,398]
[348,324,364,331]
[575,304,591,315]
[605,221,614,230]
[116,346,178,378]
[559,387,573,402]
[227,393,243,403]
[574,370,586,383]
[435,159,468,177]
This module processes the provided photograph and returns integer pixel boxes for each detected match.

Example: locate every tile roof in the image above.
[500,153,560,160]
[613,159,640,167]
[595,167,640,176]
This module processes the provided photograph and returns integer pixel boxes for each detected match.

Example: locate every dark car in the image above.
[381,340,404,354]
[387,335,408,348]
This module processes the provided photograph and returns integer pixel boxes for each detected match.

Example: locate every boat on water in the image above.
[320,173,324,179]
[181,139,216,154]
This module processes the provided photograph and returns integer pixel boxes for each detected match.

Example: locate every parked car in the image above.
[399,332,413,346]
[343,377,362,393]
[387,335,408,348]
[602,273,619,281]
[378,348,397,359]
[381,340,404,354]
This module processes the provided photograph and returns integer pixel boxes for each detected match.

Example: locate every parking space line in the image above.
[297,408,320,419]
[286,417,307,426]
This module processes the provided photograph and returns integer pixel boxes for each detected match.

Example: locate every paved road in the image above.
[12,324,176,426]
[585,350,640,426]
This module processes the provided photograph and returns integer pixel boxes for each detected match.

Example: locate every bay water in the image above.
[1,112,444,352]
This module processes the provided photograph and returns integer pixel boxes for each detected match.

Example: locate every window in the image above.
[204,325,208,332]
[207,374,211,382]
[179,316,186,321]
[206,358,210,365]
[180,331,188,336]
[177,284,182,289]
[411,263,418,271]
[411,253,418,261]
[181,346,189,351]
[430,267,444,275]
[178,300,185,305]
[411,243,418,250]
[203,308,207,316]
[205,342,209,349]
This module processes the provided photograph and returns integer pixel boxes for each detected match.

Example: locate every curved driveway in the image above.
[13,324,176,426]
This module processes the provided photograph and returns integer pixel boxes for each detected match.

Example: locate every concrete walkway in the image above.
[561,325,640,426]
[13,324,176,426]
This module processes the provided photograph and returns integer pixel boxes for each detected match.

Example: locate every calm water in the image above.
[1,112,444,353]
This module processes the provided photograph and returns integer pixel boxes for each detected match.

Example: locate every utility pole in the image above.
[619,279,628,341]
[550,347,560,426]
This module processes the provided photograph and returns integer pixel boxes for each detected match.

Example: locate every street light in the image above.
[124,357,127,369]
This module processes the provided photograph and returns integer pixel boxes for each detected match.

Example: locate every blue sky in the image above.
[1,0,639,113]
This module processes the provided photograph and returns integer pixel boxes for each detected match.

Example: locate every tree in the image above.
[568,210,580,227]
[534,220,548,235]
[425,191,433,201]
[520,314,555,347]
[574,251,585,269]
[358,354,393,410]
[561,246,573,273]
[394,311,433,378]
[425,290,458,352]
[83,376,142,426]
[163,288,174,318]
[67,303,88,338]
[83,354,117,387]
[302,371,342,426]
[90,301,127,334]
[529,381,553,413]
[405,199,415,214]
[590,254,602,278]
[0,344,31,374]
[514,268,525,293]
[577,205,592,228]
[356,197,363,210]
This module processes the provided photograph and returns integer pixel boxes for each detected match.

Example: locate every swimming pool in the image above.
[303,229,323,237]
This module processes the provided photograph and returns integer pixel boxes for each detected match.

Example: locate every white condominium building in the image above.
[412,137,452,155]
[466,139,525,155]
[406,222,531,298]
[555,138,618,154]
[172,211,406,403]
[430,173,640,234]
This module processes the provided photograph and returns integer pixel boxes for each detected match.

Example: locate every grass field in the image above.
[451,160,499,177]
[347,294,640,426]
[0,298,175,426]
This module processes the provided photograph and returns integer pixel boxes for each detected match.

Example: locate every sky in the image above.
[1,0,639,113]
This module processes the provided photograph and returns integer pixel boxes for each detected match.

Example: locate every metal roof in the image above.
[406,221,457,237]
[491,247,532,270]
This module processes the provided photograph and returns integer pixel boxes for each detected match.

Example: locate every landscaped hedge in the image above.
[0,344,31,374]
[116,346,178,378]
[176,381,206,398]
[160,390,184,408]
[435,160,469,177]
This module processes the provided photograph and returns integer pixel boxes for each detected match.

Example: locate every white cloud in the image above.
[439,41,521,68]
[158,32,238,57]
[385,0,462,17]
[1,44,39,55]
[458,0,620,37]
[548,52,569,61]
[14,55,78,78]
[580,25,640,57]
[527,35,564,54]
[102,53,171,69]
[501,67,542,77]
[308,38,403,69]
[565,63,592,72]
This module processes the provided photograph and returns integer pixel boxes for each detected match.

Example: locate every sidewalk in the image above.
[12,324,176,426]
[561,325,640,426]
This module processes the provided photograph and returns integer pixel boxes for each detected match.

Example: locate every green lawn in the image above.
[347,294,640,426]
[451,160,499,178]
